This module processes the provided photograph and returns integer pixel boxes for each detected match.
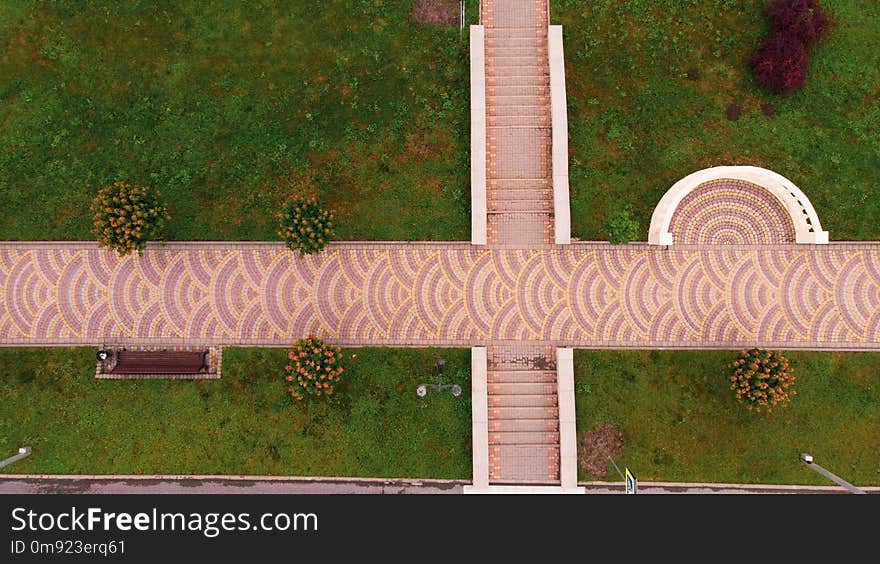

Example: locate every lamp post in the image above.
[799,453,865,494]
[0,447,32,469]
[417,358,462,397]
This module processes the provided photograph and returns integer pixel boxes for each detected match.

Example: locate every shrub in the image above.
[90,181,169,256]
[277,196,335,255]
[284,337,344,402]
[750,30,808,95]
[604,208,640,245]
[730,349,797,413]
[767,0,830,47]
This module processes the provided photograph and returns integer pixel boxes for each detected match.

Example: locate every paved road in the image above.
[1,476,876,494]
[4,241,880,349]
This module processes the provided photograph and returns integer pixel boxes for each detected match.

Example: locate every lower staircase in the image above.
[487,345,560,484]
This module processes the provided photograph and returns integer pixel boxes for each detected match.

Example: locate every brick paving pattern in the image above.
[5,242,880,349]
[669,179,797,244]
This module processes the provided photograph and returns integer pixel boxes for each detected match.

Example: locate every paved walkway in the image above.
[4,242,880,349]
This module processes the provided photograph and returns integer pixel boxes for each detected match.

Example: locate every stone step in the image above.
[488,381,557,395]
[489,178,551,191]
[488,55,545,66]
[486,28,547,39]
[485,36,546,48]
[486,47,547,58]
[487,65,549,78]
[489,188,550,201]
[489,13,542,29]
[488,96,546,110]
[488,199,552,213]
[488,104,546,117]
[487,212,553,245]
[489,418,558,433]
[488,394,557,408]
[488,405,559,420]
[487,370,557,383]
[489,431,560,445]
[487,74,550,87]
[489,445,560,484]
[488,84,549,96]
[488,114,550,127]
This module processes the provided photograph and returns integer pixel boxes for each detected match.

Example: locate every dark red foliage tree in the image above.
[750,30,808,95]
[767,0,830,47]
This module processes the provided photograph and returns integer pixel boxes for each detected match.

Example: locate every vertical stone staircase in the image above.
[482,0,553,245]
[487,345,560,484]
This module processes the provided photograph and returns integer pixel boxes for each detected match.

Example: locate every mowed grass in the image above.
[0,0,477,242]
[574,350,880,486]
[0,347,472,478]
[554,0,880,241]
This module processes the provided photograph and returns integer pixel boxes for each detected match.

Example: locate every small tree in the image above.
[277,196,335,255]
[604,208,640,245]
[284,337,344,402]
[90,181,169,256]
[750,30,809,95]
[751,0,830,96]
[767,0,830,47]
[730,348,797,413]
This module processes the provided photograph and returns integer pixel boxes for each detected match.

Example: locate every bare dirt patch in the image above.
[411,0,459,27]
[578,422,624,478]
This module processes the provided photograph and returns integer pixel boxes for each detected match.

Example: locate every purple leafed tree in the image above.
[767,0,830,47]
[750,30,809,95]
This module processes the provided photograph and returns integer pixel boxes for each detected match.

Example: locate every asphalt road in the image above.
[1,476,876,494]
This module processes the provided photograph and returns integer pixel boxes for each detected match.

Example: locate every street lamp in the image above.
[0,447,32,469]
[416,358,462,397]
[799,453,865,494]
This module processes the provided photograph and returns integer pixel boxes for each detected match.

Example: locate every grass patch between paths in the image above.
[0,347,472,479]
[574,349,880,486]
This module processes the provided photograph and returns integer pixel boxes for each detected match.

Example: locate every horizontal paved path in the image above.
[3,241,880,349]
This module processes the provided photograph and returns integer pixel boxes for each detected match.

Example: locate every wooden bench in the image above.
[109,350,208,374]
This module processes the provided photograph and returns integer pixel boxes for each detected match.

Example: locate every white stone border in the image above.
[463,485,587,494]
[555,347,582,491]
[648,166,829,245]
[470,25,487,246]
[469,347,489,490]
[548,25,571,245]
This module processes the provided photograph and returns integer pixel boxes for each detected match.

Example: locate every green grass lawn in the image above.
[574,350,880,486]
[0,0,477,242]
[555,0,880,241]
[0,347,472,478]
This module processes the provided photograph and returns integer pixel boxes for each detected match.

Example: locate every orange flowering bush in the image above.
[91,181,169,256]
[730,349,796,413]
[277,196,334,256]
[284,337,344,401]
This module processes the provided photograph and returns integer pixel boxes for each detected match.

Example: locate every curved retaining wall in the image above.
[648,166,829,245]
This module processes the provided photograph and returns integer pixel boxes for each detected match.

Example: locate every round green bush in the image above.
[730,349,796,413]
[91,181,169,256]
[277,197,335,255]
[604,208,640,245]
[284,337,344,402]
